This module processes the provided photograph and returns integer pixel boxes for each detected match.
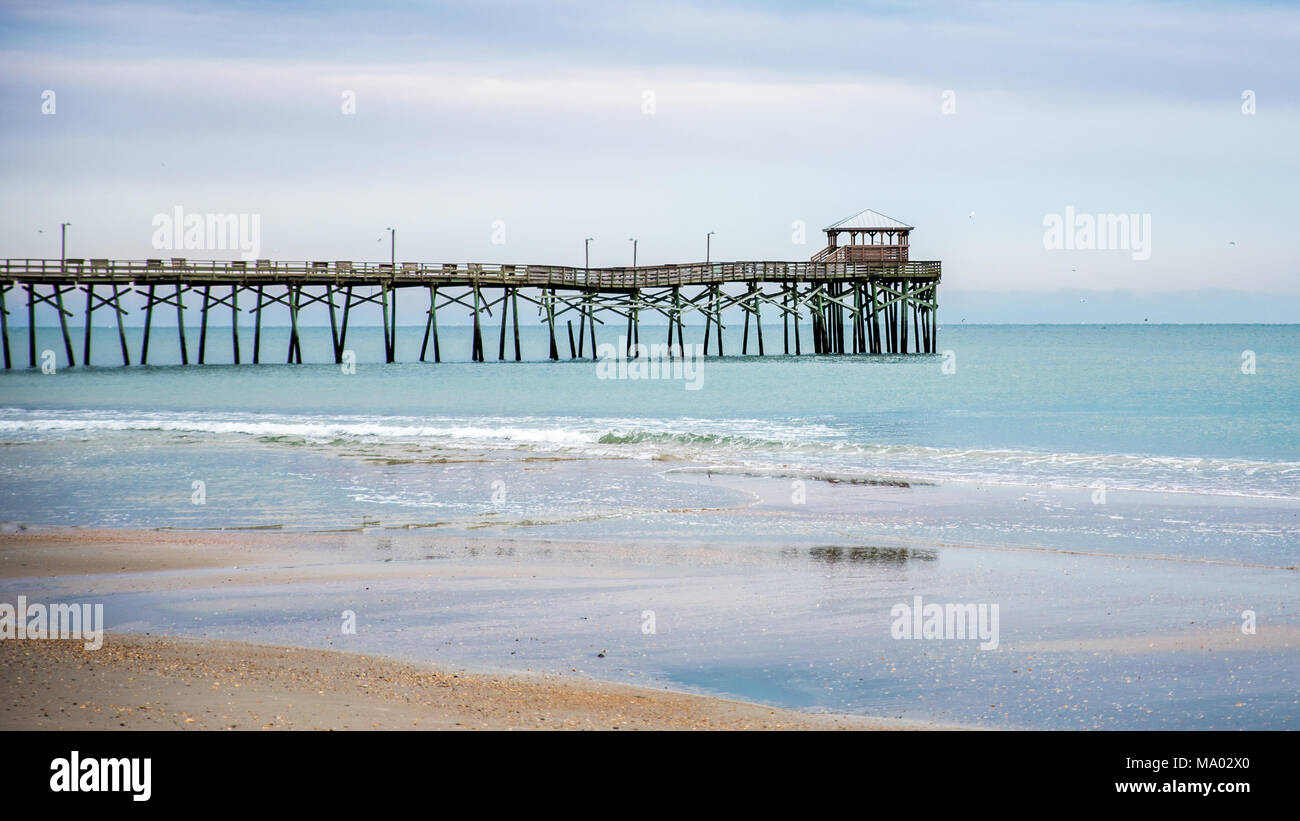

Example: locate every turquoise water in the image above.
[1,324,1297,729]
[1,324,1296,541]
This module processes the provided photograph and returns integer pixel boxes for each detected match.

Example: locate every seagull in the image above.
[1228,241,1236,246]
[968,211,975,219]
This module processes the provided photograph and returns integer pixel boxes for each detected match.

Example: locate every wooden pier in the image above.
[0,211,941,368]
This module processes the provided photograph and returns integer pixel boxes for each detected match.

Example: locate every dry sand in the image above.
[0,633,908,731]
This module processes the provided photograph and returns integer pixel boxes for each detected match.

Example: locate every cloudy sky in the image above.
[1,0,1296,321]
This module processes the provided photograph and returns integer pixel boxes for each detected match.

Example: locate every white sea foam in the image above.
[1,407,1297,500]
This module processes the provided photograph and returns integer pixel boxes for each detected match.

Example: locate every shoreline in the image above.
[0,526,952,730]
[0,632,938,731]
[5,524,1297,730]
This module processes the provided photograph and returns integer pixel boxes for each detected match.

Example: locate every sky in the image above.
[1,0,1297,323]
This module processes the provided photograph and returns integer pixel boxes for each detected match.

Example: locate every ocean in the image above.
[1,323,1297,728]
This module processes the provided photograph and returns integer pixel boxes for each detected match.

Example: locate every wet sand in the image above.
[0,528,932,730]
[5,526,1295,730]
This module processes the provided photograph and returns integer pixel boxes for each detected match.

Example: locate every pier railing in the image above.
[0,258,941,288]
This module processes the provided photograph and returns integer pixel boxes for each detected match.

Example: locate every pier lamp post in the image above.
[386,227,395,267]
[706,231,715,265]
[60,222,70,272]
[585,237,594,272]
[629,237,637,267]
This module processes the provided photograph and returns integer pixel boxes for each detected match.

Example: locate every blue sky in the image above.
[1,0,1297,321]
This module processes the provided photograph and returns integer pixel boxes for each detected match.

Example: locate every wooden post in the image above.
[859,281,868,354]
[339,285,352,357]
[676,285,686,353]
[567,320,576,359]
[871,280,881,354]
[498,289,509,361]
[703,288,712,356]
[830,283,838,354]
[327,285,341,363]
[625,301,634,358]
[782,283,789,355]
[287,285,301,364]
[141,285,155,365]
[742,285,751,355]
[589,291,598,361]
[714,286,723,356]
[432,286,441,362]
[512,288,521,361]
[842,281,852,353]
[26,284,35,368]
[900,280,909,353]
[931,285,938,353]
[389,286,398,362]
[892,281,900,354]
[547,288,558,361]
[912,283,921,354]
[793,284,802,355]
[380,284,393,364]
[472,284,483,362]
[198,285,210,364]
[675,290,685,355]
[0,284,9,369]
[113,286,130,365]
[175,284,189,365]
[812,290,822,354]
[577,292,588,358]
[82,284,94,366]
[852,281,862,353]
[419,285,434,362]
[55,286,74,367]
[253,286,264,364]
[230,285,240,364]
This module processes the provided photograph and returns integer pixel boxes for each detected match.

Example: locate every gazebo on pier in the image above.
[811,208,913,262]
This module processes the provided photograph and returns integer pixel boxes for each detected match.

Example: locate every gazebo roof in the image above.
[824,209,913,232]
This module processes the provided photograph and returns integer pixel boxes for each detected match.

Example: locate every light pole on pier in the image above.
[60,222,70,271]
[706,231,715,265]
[585,237,594,272]
[386,227,395,267]
[628,237,637,267]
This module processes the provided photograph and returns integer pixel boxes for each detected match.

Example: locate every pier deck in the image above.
[0,257,941,367]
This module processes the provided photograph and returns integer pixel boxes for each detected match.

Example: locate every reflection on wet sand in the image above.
[798,545,938,566]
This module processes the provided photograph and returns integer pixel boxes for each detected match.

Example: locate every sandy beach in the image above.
[3,519,1296,730]
[0,528,934,731]
[0,632,903,730]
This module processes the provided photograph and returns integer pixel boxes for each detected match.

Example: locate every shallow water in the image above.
[1,324,1296,728]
